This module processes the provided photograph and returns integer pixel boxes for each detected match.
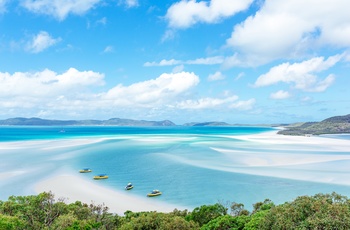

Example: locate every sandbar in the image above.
[232,130,350,151]
[34,174,183,215]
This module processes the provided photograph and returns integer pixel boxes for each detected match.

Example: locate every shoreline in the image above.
[34,173,185,215]
[233,129,350,150]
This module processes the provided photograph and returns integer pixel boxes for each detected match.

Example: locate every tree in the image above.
[120,211,198,230]
[243,210,269,230]
[0,214,27,230]
[201,214,250,230]
[0,192,68,229]
[230,202,249,216]
[252,199,274,214]
[259,192,350,229]
[186,203,227,226]
[49,213,78,230]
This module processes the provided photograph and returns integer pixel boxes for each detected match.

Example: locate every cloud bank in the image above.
[254,55,341,92]
[225,0,350,66]
[0,69,253,119]
[104,72,200,107]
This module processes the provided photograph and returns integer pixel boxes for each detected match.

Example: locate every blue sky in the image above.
[0,0,349,124]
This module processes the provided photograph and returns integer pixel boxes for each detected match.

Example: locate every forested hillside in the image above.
[1,192,350,229]
[278,114,350,135]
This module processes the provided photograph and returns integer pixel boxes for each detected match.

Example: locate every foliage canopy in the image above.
[0,192,349,229]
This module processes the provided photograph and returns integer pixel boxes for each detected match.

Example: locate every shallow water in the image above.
[1,126,350,210]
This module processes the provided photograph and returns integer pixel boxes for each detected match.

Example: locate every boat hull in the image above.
[147,192,162,197]
[93,176,108,180]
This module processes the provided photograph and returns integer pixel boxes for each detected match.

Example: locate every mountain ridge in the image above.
[0,117,176,127]
[278,114,350,135]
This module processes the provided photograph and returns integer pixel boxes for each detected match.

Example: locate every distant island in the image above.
[0,117,249,127]
[1,114,350,136]
[278,114,350,135]
[0,117,235,127]
[0,117,176,127]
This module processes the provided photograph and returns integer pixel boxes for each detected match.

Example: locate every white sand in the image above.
[217,131,350,185]
[232,130,350,151]
[159,130,350,186]
[34,174,182,215]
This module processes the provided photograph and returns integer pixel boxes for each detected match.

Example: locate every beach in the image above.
[34,174,181,215]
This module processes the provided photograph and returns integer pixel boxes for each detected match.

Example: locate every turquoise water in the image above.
[0,126,270,142]
[1,126,350,211]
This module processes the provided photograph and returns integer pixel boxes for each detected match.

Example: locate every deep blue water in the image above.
[1,126,350,211]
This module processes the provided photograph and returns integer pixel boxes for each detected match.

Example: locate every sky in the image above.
[0,0,349,125]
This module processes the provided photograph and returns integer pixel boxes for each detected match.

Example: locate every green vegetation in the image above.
[1,192,350,229]
[278,114,350,135]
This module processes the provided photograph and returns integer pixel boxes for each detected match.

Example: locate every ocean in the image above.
[1,126,350,211]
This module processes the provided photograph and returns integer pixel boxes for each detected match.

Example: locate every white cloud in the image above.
[187,56,224,65]
[235,72,245,81]
[124,0,139,8]
[0,68,257,119]
[26,31,61,53]
[270,90,291,99]
[177,96,238,109]
[144,56,224,66]
[165,0,253,29]
[230,98,255,110]
[176,96,255,111]
[344,51,350,62]
[226,0,350,66]
[104,71,200,107]
[103,46,114,53]
[172,65,185,73]
[254,55,341,92]
[144,59,181,67]
[0,68,104,105]
[56,68,104,86]
[161,29,176,42]
[208,71,225,81]
[0,68,105,118]
[21,0,101,21]
[310,74,335,93]
[222,55,240,68]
